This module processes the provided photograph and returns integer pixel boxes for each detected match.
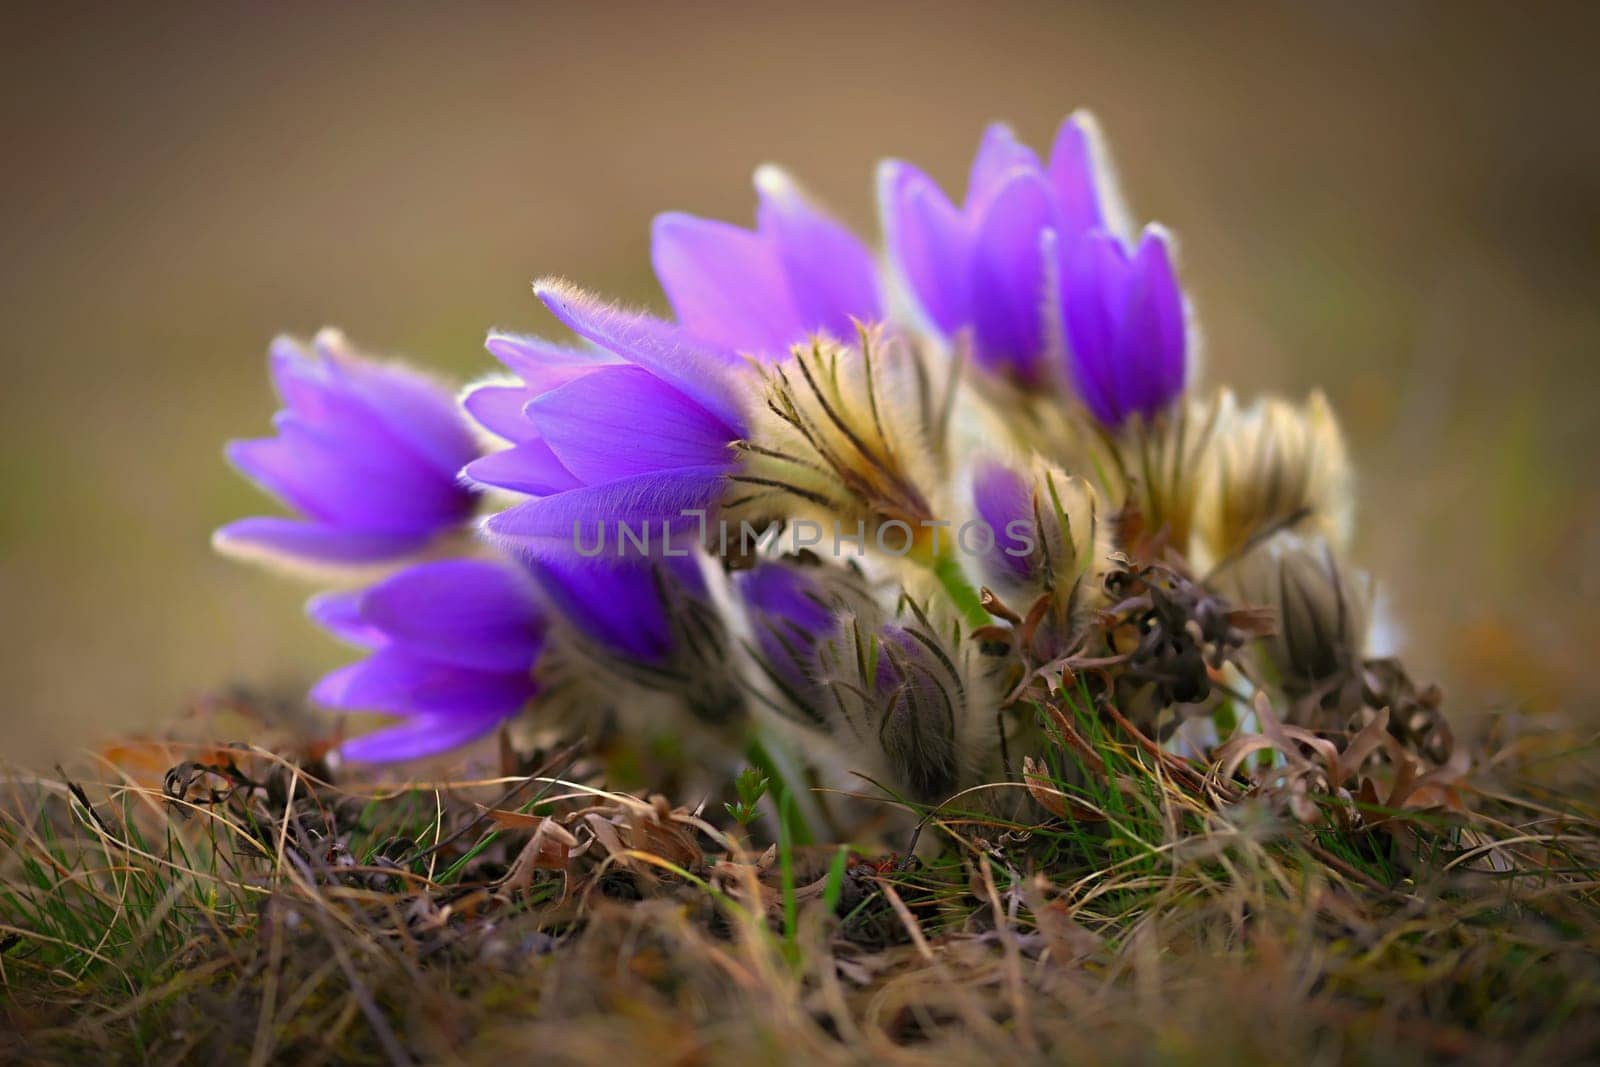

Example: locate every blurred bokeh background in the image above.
[3,2,1597,764]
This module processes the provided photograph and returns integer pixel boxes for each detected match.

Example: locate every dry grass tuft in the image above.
[3,695,1599,1065]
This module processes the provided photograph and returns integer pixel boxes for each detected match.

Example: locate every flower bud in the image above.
[730,330,950,562]
[968,454,1111,658]
[531,551,747,735]
[1196,389,1352,566]
[1220,531,1371,703]
[1068,388,1223,563]
[733,557,877,720]
[816,614,973,804]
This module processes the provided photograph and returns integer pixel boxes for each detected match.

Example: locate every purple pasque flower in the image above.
[652,166,883,359]
[534,549,748,729]
[736,560,967,800]
[880,113,1188,424]
[966,453,1108,661]
[832,617,969,804]
[465,280,753,562]
[530,550,709,666]
[308,557,545,762]
[969,455,1039,587]
[1061,226,1185,428]
[458,330,621,498]
[215,330,479,570]
[735,559,840,714]
[879,114,1109,384]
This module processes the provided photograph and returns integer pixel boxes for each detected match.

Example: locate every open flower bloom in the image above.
[880,113,1188,425]
[464,281,754,562]
[653,166,882,358]
[460,284,758,733]
[308,558,545,762]
[215,330,479,570]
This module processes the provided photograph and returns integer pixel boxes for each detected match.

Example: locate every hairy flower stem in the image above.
[933,554,991,630]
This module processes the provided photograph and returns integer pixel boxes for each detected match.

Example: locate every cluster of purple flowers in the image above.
[218,114,1192,763]
[881,114,1185,423]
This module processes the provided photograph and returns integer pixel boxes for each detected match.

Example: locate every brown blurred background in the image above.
[2,2,1597,765]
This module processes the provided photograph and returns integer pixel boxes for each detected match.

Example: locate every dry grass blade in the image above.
[2,694,1598,1065]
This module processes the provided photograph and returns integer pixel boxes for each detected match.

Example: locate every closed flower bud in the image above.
[1196,389,1352,566]
[733,556,878,721]
[1066,388,1223,563]
[1220,531,1371,705]
[530,551,748,738]
[731,329,951,563]
[809,600,1003,806]
[968,454,1112,659]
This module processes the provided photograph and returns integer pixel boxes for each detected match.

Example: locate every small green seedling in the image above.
[724,766,771,828]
